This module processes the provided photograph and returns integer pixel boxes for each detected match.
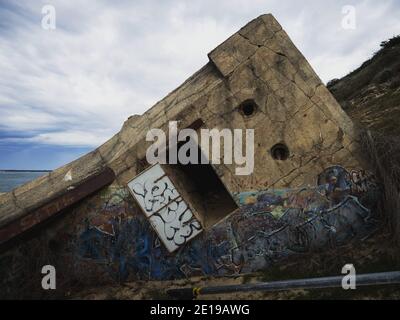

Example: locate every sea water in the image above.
[0,171,49,193]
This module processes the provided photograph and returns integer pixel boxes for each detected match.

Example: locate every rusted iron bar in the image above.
[0,167,115,245]
[167,271,400,299]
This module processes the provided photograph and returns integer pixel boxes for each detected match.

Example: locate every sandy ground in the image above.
[71,232,400,300]
[72,273,400,300]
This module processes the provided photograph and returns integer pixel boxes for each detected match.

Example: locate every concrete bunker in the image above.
[0,14,381,298]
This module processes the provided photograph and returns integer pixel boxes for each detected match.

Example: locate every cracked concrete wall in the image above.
[205,14,363,192]
[92,13,368,194]
[108,13,367,194]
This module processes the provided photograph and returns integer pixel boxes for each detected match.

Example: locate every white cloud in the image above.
[2,129,109,147]
[0,0,399,148]
[29,130,109,146]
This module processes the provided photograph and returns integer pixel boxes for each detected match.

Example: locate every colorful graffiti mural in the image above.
[0,165,381,299]
[72,166,380,282]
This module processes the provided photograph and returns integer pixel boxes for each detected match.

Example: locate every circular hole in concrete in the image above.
[239,100,258,117]
[271,143,290,161]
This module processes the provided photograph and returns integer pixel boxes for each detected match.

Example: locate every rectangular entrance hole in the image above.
[163,140,238,229]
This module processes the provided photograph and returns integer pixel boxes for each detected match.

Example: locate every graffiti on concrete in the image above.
[1,164,377,297]
[149,197,202,252]
[69,166,380,282]
[317,165,352,204]
[127,164,179,216]
[350,169,377,194]
[127,164,203,252]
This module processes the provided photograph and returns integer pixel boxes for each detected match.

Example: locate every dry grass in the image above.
[360,130,400,245]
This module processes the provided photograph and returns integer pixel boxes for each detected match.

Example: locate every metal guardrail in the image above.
[166,271,400,299]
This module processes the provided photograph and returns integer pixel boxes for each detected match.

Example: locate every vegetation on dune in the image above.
[328,35,400,127]
[328,35,400,246]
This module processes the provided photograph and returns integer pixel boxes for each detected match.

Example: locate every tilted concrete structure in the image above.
[0,15,379,298]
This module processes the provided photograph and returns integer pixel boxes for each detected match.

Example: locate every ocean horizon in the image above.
[0,170,51,193]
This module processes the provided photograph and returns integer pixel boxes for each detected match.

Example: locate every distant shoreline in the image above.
[0,170,52,173]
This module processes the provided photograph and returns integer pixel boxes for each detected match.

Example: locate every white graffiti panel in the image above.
[149,198,202,252]
[128,164,203,252]
[127,164,179,217]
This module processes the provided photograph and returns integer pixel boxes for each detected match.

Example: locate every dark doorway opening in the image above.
[163,137,238,229]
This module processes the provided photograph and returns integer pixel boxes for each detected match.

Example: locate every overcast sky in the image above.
[0,0,399,169]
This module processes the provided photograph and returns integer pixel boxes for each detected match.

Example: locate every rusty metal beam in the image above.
[0,167,115,245]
